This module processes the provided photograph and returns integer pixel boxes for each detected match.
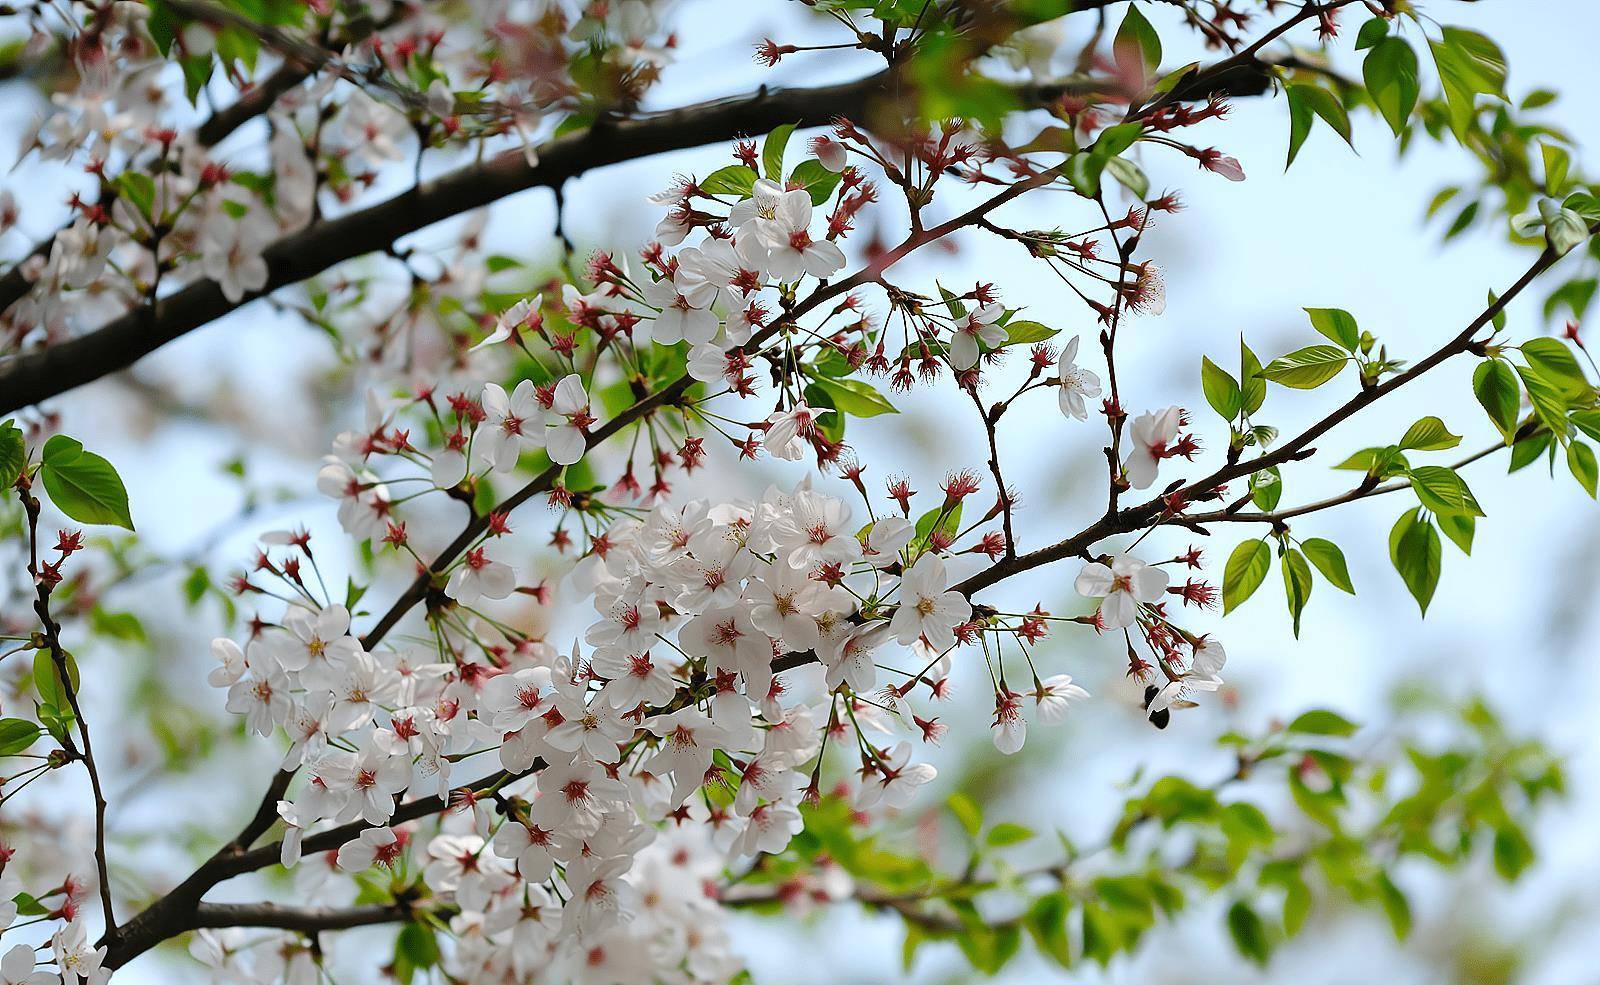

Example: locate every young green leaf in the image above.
[762,123,795,180]
[0,418,24,490]
[1399,416,1462,452]
[1201,356,1243,419]
[1281,548,1314,637]
[1521,337,1589,400]
[1000,320,1059,347]
[0,718,41,757]
[1250,467,1282,512]
[1227,900,1271,965]
[1285,84,1354,168]
[39,435,135,530]
[1286,709,1358,736]
[1301,538,1354,593]
[1304,308,1360,351]
[1389,508,1443,615]
[809,377,897,418]
[1437,512,1475,554]
[788,159,843,206]
[1472,359,1521,442]
[1113,4,1162,79]
[1363,37,1420,135]
[1223,539,1272,614]
[1566,440,1598,497]
[1240,339,1266,414]
[1261,345,1350,389]
[699,164,758,197]
[1407,465,1485,517]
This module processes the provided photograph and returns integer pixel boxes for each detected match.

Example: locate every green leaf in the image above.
[1407,465,1484,517]
[1202,356,1242,420]
[1518,363,1573,443]
[1281,548,1313,637]
[1430,28,1507,140]
[1376,872,1412,939]
[700,165,758,197]
[1000,320,1058,347]
[1227,900,1271,965]
[1573,409,1600,443]
[1250,466,1282,512]
[1304,308,1360,351]
[1354,17,1388,50]
[1113,4,1161,79]
[1521,337,1590,401]
[1509,430,1553,473]
[39,435,134,530]
[1285,84,1353,168]
[788,159,843,206]
[1389,508,1442,615]
[1363,37,1420,135]
[1399,416,1462,452]
[1104,155,1149,199]
[1301,538,1354,593]
[1473,359,1521,442]
[1240,340,1266,414]
[1492,824,1534,879]
[809,377,897,418]
[0,718,41,757]
[1287,709,1358,737]
[1025,892,1073,968]
[393,922,440,985]
[947,793,982,837]
[1566,440,1598,497]
[986,823,1034,847]
[1223,539,1272,614]
[1438,513,1475,554]
[1261,345,1350,389]
[762,123,795,181]
[1542,142,1573,196]
[0,418,23,489]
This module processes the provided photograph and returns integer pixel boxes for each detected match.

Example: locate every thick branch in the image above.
[0,53,1307,415]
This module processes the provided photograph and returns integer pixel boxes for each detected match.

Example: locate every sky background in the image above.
[3,1,1599,982]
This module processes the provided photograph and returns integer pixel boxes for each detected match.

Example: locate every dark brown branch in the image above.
[0,52,1312,415]
[192,901,430,933]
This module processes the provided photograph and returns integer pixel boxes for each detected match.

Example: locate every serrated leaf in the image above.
[1223,539,1272,614]
[1301,538,1354,593]
[1261,345,1350,389]
[39,435,134,530]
